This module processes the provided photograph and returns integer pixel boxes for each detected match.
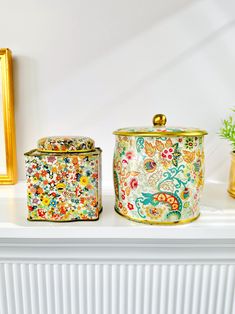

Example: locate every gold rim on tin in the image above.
[114,206,200,225]
[227,189,235,198]
[37,148,95,153]
[27,217,100,222]
[113,130,208,137]
[24,148,102,157]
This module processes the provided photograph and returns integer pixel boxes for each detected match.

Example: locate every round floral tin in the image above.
[25,136,102,222]
[113,114,207,225]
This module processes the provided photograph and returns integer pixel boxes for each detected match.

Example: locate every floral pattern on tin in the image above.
[37,136,95,152]
[113,136,205,223]
[26,152,101,221]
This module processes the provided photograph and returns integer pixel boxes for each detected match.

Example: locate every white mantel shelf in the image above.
[0,181,234,240]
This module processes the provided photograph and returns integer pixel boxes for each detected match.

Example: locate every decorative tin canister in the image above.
[113,114,207,225]
[25,136,102,222]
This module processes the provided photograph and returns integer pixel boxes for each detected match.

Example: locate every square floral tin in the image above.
[113,114,207,225]
[25,136,102,222]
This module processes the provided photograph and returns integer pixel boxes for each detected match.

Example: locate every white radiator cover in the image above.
[0,261,235,314]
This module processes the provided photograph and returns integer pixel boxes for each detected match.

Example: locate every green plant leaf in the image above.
[220,109,235,150]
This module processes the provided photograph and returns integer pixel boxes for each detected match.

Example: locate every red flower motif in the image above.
[127,203,134,210]
[161,148,174,160]
[34,172,40,179]
[28,205,33,211]
[118,202,123,209]
[76,187,81,197]
[80,197,85,204]
[126,151,134,160]
[38,209,45,218]
[60,207,66,214]
[130,178,138,189]
[52,213,60,220]
[41,170,47,177]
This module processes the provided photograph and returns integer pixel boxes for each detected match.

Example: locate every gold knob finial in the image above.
[153,114,167,126]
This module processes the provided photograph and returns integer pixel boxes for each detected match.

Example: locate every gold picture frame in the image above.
[0,48,17,184]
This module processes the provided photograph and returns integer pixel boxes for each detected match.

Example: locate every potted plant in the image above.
[220,109,235,197]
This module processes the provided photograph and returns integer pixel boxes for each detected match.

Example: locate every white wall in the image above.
[0,0,234,188]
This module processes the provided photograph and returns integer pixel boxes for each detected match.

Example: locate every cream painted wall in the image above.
[0,0,234,188]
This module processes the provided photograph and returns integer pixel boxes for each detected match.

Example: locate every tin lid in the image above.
[113,114,208,137]
[37,136,95,152]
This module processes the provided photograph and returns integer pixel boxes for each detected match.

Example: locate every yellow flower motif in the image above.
[52,166,57,173]
[56,183,66,191]
[80,176,89,186]
[196,150,204,163]
[146,206,163,219]
[42,196,50,206]
[196,171,204,188]
[121,207,128,215]
[32,176,38,183]
[61,212,71,220]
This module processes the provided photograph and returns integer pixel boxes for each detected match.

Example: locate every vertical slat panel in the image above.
[159,265,169,314]
[119,264,127,314]
[135,264,144,314]
[86,264,94,314]
[4,264,16,314]
[29,264,39,314]
[0,264,8,314]
[199,264,211,314]
[191,264,202,314]
[216,265,228,314]
[20,264,32,314]
[232,273,235,314]
[127,264,135,314]
[62,264,71,314]
[167,265,177,314]
[54,264,63,314]
[78,264,86,314]
[12,264,23,314]
[143,264,152,314]
[37,264,47,314]
[70,264,78,314]
[0,262,234,314]
[95,264,102,314]
[151,264,161,314]
[175,264,186,314]
[111,264,119,314]
[45,264,56,314]
[183,265,194,314]
[207,264,219,314]
[224,265,235,314]
[103,264,111,314]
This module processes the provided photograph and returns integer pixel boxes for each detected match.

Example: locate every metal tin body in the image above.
[113,115,207,225]
[25,145,102,222]
[228,152,235,198]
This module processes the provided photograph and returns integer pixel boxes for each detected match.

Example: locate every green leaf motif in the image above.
[136,137,144,152]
